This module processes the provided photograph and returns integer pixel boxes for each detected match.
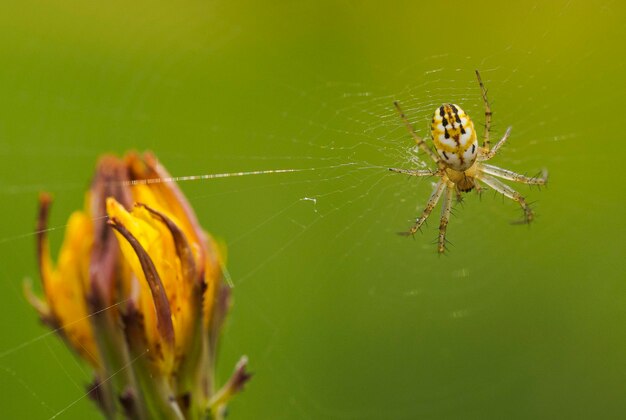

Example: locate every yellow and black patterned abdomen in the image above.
[431,104,478,171]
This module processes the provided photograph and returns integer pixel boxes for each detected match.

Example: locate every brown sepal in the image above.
[108,218,175,355]
[89,156,133,309]
[228,356,252,395]
[32,193,60,329]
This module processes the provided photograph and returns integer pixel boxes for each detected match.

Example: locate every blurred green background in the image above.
[1,1,625,419]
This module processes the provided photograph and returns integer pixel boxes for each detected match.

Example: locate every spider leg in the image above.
[475,70,492,150]
[394,101,444,166]
[401,179,446,236]
[478,126,512,161]
[474,178,484,196]
[388,168,437,177]
[455,188,463,203]
[438,182,454,253]
[476,173,534,224]
[479,163,548,185]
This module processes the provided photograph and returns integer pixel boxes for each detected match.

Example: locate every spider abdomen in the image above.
[431,104,478,171]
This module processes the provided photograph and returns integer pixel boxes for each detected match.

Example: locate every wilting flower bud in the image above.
[25,152,250,419]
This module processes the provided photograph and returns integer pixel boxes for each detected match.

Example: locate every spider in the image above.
[390,70,547,253]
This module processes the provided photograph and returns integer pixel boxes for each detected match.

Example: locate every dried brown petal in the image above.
[108,218,175,355]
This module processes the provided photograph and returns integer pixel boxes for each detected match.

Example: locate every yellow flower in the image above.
[26,152,250,419]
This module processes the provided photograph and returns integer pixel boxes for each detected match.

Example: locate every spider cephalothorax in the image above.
[390,70,547,253]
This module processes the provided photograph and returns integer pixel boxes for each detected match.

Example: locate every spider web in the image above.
[0,1,621,418]
[0,58,564,419]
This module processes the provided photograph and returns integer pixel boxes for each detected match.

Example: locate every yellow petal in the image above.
[47,211,100,368]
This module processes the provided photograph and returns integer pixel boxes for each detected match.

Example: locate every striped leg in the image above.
[478,126,511,161]
[475,70,492,150]
[394,101,444,166]
[400,179,446,236]
[476,173,534,224]
[388,168,437,177]
[438,182,454,253]
[479,163,547,185]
